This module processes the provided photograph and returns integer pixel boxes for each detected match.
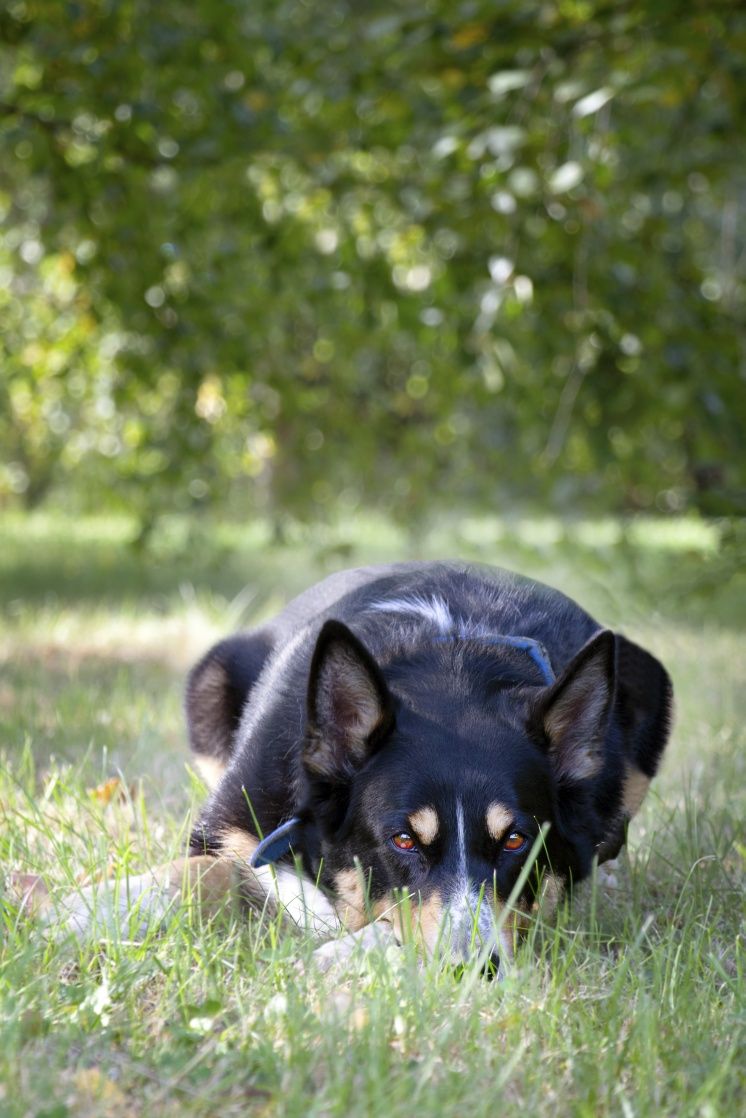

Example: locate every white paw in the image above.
[310,923,397,973]
[597,857,622,891]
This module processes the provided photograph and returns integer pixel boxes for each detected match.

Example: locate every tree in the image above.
[1,0,744,524]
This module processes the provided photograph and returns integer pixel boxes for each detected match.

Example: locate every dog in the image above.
[36,561,673,974]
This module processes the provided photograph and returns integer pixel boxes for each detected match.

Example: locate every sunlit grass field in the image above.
[1,512,744,1117]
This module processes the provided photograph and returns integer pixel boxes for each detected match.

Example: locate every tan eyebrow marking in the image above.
[486,802,513,842]
[408,806,439,845]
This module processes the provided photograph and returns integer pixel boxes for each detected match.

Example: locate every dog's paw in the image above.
[309,923,398,974]
[596,857,623,891]
[310,937,357,974]
[30,874,174,942]
[6,873,101,940]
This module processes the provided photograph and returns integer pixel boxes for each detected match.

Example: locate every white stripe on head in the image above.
[369,595,454,634]
[368,595,504,643]
[455,798,466,882]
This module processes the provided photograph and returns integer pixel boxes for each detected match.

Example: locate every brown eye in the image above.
[391,832,417,852]
[504,832,528,853]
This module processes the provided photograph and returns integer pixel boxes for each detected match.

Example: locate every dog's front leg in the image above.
[18,855,345,943]
[16,852,387,956]
[19,856,242,941]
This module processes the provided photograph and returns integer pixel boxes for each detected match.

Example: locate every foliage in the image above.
[1,1,745,525]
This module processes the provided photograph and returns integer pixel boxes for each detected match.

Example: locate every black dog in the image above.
[178,562,672,971]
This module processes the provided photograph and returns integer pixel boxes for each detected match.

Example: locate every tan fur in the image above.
[416,892,445,951]
[372,891,400,926]
[385,891,444,953]
[42,829,341,941]
[152,855,239,917]
[498,899,533,961]
[217,826,260,861]
[194,754,228,791]
[371,889,494,961]
[302,741,337,779]
[194,659,227,702]
[371,891,410,944]
[485,802,512,842]
[388,887,526,966]
[622,768,651,818]
[408,805,439,845]
[531,872,565,920]
[333,867,368,931]
[188,660,234,758]
[214,827,342,933]
[544,651,608,781]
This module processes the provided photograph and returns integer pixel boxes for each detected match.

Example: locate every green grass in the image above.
[1,512,744,1117]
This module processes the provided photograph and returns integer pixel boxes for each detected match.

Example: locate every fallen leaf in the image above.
[88,777,125,805]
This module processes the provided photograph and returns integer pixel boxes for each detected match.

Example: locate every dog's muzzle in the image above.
[429,887,509,977]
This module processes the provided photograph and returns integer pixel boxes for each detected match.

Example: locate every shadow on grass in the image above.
[0,649,190,799]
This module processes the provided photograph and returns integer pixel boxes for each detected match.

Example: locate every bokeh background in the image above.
[1,0,744,542]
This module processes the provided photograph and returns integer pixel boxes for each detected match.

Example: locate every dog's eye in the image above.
[391,832,417,852]
[504,832,528,853]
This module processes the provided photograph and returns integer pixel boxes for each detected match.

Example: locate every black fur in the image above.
[187,562,672,943]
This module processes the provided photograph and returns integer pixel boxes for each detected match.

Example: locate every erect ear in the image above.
[613,633,673,777]
[534,630,616,783]
[304,620,394,781]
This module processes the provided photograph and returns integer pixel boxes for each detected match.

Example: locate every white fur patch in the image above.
[368,594,506,643]
[369,595,455,634]
[309,923,398,973]
[455,798,467,882]
[253,863,343,937]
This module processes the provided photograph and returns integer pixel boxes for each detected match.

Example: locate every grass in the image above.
[0,511,744,1117]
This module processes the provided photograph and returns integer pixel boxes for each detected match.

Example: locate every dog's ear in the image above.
[304,620,394,781]
[613,633,673,778]
[533,630,615,782]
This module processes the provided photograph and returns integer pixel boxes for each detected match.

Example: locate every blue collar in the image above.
[250,632,555,868]
[444,633,555,686]
[250,816,304,868]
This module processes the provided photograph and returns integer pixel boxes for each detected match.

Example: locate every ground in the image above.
[1,512,744,1117]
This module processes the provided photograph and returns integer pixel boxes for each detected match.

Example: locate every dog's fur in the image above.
[41,562,673,971]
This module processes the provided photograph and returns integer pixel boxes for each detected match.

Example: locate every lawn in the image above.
[1,512,744,1117]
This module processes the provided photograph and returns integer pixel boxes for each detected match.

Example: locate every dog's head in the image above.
[301,619,619,973]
